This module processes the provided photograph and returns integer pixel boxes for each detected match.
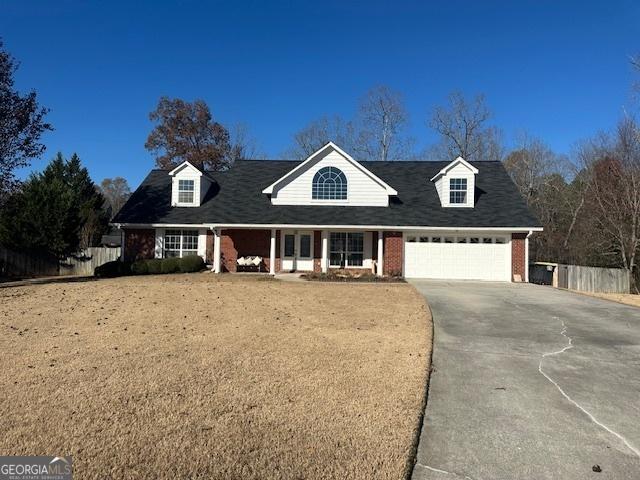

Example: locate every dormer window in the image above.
[312,166,347,200]
[262,142,397,206]
[168,161,213,208]
[178,179,195,204]
[449,178,467,204]
[430,157,478,208]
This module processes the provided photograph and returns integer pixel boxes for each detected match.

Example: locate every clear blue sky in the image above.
[2,0,639,187]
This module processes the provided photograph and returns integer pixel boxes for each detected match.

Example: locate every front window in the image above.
[284,234,295,257]
[449,178,467,204]
[330,232,363,267]
[299,234,311,258]
[312,167,347,200]
[164,229,199,258]
[178,179,195,204]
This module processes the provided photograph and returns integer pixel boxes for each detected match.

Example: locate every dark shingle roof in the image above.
[113,160,541,228]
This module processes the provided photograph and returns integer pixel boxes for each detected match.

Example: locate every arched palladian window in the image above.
[312,167,347,200]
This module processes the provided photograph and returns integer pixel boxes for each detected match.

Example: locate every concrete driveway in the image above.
[410,280,640,480]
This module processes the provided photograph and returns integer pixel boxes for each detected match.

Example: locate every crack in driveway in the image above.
[538,318,640,459]
[416,462,479,480]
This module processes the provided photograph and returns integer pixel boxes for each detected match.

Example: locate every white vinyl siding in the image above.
[271,150,389,206]
[170,163,210,207]
[435,177,443,202]
[404,232,511,281]
[433,161,476,208]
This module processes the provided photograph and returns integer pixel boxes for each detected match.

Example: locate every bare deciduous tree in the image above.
[582,116,640,290]
[356,85,409,161]
[286,85,414,160]
[100,177,131,218]
[286,116,357,159]
[428,91,503,162]
[632,54,640,95]
[504,134,562,203]
[227,123,265,162]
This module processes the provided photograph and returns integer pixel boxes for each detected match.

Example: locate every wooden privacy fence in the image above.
[60,247,122,276]
[0,245,121,278]
[0,245,60,278]
[561,265,630,294]
[530,262,630,294]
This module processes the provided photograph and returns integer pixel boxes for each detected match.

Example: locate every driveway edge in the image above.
[404,290,436,480]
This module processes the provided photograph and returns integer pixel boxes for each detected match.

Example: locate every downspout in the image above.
[113,223,124,262]
[525,229,533,283]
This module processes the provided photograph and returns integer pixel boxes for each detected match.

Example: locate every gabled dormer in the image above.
[430,157,478,208]
[168,161,212,207]
[262,142,397,207]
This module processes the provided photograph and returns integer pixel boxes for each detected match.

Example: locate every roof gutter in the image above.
[111,222,543,233]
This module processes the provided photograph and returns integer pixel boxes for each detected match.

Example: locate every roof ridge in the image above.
[233,159,300,163]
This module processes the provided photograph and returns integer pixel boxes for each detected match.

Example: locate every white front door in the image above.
[281,230,314,272]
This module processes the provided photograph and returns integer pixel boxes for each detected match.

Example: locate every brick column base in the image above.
[383,231,403,277]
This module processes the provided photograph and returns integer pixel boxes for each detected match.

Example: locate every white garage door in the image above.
[404,233,511,281]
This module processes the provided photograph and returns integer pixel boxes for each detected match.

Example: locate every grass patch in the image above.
[0,274,431,479]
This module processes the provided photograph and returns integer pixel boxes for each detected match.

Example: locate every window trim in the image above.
[163,229,199,258]
[449,178,468,205]
[176,178,196,206]
[299,233,312,259]
[329,231,364,268]
[283,234,295,258]
[312,166,348,201]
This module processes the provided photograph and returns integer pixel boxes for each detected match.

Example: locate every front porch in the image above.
[208,228,393,276]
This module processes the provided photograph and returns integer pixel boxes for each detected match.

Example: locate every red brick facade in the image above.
[219,229,272,272]
[123,227,526,282]
[511,232,527,281]
[383,231,403,277]
[313,230,322,272]
[123,229,155,262]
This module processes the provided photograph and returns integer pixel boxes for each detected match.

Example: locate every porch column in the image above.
[525,230,533,283]
[269,229,276,275]
[213,228,222,273]
[321,230,328,273]
[377,231,384,276]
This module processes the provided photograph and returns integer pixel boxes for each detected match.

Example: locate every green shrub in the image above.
[94,260,131,278]
[131,260,149,275]
[96,256,204,277]
[179,255,205,273]
[146,259,163,274]
[161,257,181,274]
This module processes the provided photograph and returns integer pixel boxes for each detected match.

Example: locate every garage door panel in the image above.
[404,235,510,281]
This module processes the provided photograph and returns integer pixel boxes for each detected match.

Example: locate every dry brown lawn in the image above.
[573,290,640,308]
[0,274,431,480]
